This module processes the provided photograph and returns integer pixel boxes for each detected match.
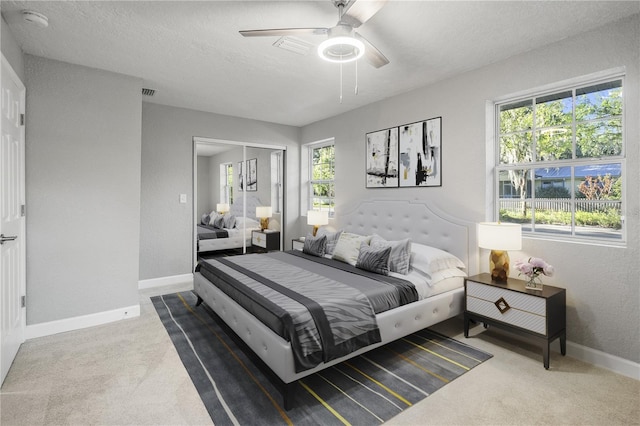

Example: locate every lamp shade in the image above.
[477,222,522,251]
[307,210,329,226]
[256,206,273,219]
[216,203,230,213]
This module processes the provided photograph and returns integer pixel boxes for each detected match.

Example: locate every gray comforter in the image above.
[197,251,418,372]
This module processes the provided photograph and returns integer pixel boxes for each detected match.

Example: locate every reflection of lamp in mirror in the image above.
[256,206,272,231]
[217,203,230,214]
[477,222,522,282]
[307,210,329,236]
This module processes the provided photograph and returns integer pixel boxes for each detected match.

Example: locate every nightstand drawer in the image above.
[467,281,546,315]
[466,296,546,334]
[252,232,267,248]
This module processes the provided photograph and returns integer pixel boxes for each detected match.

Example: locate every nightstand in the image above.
[292,238,305,251]
[464,273,566,369]
[251,230,280,252]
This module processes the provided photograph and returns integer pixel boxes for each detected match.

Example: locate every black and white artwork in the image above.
[237,161,244,192]
[246,158,257,192]
[399,117,442,187]
[366,127,399,188]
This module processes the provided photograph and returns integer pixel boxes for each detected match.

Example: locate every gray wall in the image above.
[301,15,640,363]
[24,55,142,324]
[196,156,212,217]
[140,102,299,280]
[1,14,24,80]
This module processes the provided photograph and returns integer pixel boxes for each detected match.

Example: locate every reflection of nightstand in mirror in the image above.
[251,230,280,252]
[292,237,305,251]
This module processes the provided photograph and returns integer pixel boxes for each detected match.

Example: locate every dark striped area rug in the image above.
[152,291,492,425]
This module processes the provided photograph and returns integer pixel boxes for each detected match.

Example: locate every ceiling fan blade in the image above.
[354,32,389,68]
[342,0,388,28]
[240,28,328,37]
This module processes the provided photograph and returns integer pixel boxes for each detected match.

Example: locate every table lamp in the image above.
[216,203,230,214]
[478,222,522,282]
[307,210,329,236]
[256,206,272,231]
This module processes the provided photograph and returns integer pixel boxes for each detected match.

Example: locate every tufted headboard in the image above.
[229,194,262,220]
[336,199,478,275]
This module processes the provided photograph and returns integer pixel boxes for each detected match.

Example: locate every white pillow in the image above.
[332,232,372,266]
[370,235,412,275]
[235,216,260,229]
[411,243,465,275]
[421,268,467,288]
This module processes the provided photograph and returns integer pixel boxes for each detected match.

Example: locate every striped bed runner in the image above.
[152,291,492,425]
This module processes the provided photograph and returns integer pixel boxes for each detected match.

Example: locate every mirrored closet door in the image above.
[193,138,285,266]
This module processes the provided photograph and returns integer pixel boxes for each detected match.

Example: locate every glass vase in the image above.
[525,275,543,291]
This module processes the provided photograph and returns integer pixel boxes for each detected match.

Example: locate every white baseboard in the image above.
[26,304,140,340]
[138,273,193,290]
[564,340,639,381]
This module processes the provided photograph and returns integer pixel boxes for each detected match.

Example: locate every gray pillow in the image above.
[370,235,412,275]
[223,214,236,229]
[303,234,327,257]
[317,229,343,255]
[201,213,210,225]
[356,242,391,276]
[213,214,225,229]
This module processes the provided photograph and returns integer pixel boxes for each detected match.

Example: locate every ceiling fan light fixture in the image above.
[318,36,365,63]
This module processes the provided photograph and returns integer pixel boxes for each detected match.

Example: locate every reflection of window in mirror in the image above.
[271,151,283,213]
[219,162,233,205]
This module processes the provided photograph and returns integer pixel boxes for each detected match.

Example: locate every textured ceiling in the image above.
[2,1,638,127]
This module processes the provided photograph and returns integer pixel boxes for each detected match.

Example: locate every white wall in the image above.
[140,102,300,280]
[24,55,142,324]
[301,15,640,363]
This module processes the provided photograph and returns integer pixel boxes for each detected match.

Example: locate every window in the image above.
[495,76,624,243]
[309,141,335,216]
[219,162,233,205]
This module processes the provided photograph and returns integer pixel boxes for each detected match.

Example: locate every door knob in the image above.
[0,234,17,244]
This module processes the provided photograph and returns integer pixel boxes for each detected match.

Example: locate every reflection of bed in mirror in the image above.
[194,199,478,409]
[197,195,263,252]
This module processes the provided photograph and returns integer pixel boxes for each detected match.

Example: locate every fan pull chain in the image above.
[339,62,343,104]
[355,59,359,95]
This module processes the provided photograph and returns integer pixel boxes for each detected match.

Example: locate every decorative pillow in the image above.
[356,243,391,275]
[370,235,412,275]
[316,228,343,255]
[303,234,327,257]
[201,213,210,226]
[332,232,372,266]
[223,213,236,229]
[410,243,466,275]
[212,214,225,229]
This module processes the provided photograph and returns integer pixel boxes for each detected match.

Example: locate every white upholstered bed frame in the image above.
[193,199,477,408]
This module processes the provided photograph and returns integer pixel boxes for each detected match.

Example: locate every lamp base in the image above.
[260,217,269,231]
[489,250,510,282]
[312,225,320,237]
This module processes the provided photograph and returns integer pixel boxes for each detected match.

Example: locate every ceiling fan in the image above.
[239,0,389,68]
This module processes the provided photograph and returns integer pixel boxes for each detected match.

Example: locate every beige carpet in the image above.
[1,282,638,425]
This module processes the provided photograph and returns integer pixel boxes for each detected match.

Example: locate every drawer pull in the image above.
[494,297,511,314]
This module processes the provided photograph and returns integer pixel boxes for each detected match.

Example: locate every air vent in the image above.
[141,88,156,97]
[273,36,313,56]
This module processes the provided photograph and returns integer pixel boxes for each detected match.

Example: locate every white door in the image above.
[0,54,26,385]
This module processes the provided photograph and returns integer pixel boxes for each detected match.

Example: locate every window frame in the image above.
[493,72,626,246]
[219,162,233,206]
[306,139,335,217]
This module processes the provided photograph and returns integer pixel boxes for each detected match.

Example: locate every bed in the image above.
[193,199,478,409]
[197,196,263,253]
